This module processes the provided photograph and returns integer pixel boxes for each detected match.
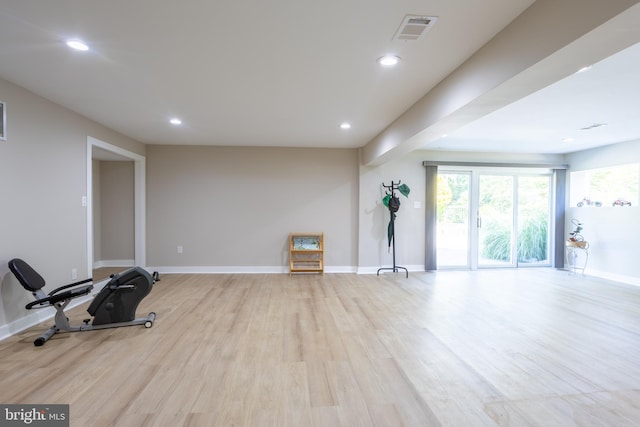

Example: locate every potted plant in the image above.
[567,219,588,248]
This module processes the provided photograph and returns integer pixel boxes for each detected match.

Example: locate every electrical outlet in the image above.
[177,246,183,253]
[71,268,78,280]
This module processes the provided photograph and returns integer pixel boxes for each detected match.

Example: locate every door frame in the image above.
[437,166,552,270]
[86,136,146,277]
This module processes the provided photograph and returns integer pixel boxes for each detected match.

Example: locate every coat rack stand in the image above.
[377,181,408,278]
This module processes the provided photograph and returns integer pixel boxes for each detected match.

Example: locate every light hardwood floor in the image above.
[92,267,130,283]
[1,269,640,426]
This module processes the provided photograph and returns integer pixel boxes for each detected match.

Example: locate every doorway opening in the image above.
[86,137,146,282]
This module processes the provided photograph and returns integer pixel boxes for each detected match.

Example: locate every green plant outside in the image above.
[481,212,548,262]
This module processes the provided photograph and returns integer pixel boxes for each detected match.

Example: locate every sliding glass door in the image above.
[437,169,551,269]
[436,172,471,268]
[516,175,550,265]
[478,175,515,267]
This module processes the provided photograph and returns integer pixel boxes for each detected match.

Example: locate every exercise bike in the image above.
[8,258,156,346]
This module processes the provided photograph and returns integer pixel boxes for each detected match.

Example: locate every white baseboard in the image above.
[0,276,111,342]
[325,266,357,273]
[582,269,640,287]
[357,265,425,274]
[0,294,93,342]
[145,265,359,274]
[148,266,288,274]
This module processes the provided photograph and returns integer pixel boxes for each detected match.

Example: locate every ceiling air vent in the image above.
[393,15,438,41]
[580,123,608,131]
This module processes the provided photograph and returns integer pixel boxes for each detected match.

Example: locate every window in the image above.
[570,163,639,207]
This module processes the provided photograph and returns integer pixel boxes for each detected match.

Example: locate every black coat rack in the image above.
[377,180,408,278]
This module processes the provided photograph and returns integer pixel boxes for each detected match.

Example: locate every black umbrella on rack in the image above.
[382,183,410,248]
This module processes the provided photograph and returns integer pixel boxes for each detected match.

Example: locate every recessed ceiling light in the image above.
[377,56,400,67]
[169,118,182,125]
[340,122,351,130]
[66,39,89,51]
[562,137,575,143]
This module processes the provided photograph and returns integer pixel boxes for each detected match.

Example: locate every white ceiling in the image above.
[435,40,640,154]
[0,1,638,156]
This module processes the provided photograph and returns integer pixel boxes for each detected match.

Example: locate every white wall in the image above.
[358,151,427,273]
[0,77,145,335]
[98,161,135,265]
[146,145,359,272]
[565,139,640,285]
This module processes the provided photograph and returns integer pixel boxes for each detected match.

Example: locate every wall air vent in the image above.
[393,15,438,41]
